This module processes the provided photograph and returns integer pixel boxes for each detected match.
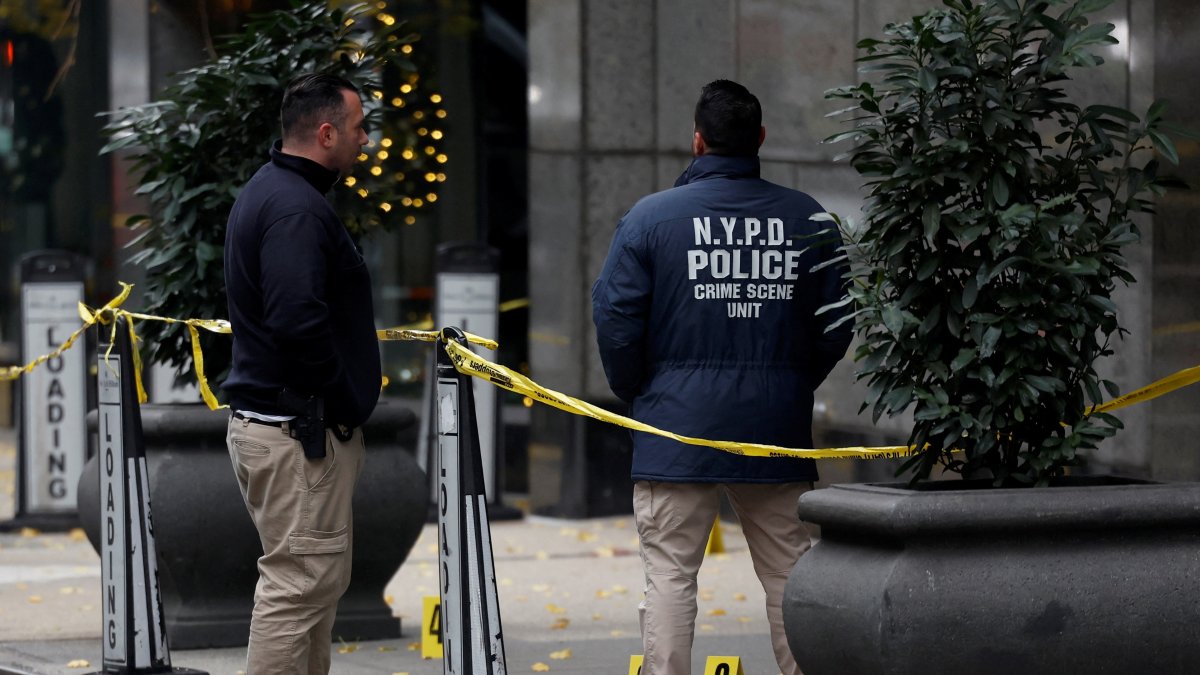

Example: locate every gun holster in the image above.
[277,388,326,459]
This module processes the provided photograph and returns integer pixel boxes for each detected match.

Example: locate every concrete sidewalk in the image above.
[0,429,788,674]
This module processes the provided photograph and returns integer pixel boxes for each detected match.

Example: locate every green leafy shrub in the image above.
[823,0,1186,485]
[101,1,448,388]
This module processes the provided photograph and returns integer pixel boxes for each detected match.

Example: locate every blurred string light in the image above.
[338,6,449,228]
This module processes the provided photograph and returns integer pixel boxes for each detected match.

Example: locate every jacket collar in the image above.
[673,153,761,187]
[270,140,340,194]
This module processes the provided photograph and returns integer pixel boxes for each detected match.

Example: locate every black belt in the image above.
[233,411,355,441]
[232,412,286,428]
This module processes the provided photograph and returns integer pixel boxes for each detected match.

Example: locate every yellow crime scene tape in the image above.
[4,283,1200,460]
[437,337,914,460]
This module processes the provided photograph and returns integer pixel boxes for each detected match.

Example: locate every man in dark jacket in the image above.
[592,80,852,675]
[223,73,379,675]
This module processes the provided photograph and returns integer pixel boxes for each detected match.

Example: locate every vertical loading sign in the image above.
[97,351,127,665]
[20,282,86,513]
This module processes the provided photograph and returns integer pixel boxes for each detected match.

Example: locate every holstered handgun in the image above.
[277,388,326,459]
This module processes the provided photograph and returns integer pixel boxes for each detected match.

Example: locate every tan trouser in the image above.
[633,481,814,675]
[227,416,366,675]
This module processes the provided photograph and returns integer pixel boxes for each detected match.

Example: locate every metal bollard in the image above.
[435,326,507,674]
[0,250,89,532]
[86,313,206,675]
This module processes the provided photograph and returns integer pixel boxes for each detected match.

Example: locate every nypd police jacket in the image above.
[591,154,853,483]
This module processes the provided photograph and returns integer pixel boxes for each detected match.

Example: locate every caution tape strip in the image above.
[438,338,915,460]
[4,284,1200,460]
[377,327,498,350]
[2,282,133,383]
[1088,363,1200,415]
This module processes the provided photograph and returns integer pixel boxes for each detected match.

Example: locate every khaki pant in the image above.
[227,416,366,675]
[633,481,814,675]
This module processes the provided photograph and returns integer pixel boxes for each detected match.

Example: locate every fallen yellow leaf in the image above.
[612,585,628,594]
[385,594,394,605]
[532,663,550,672]
[550,617,570,630]
[68,528,87,541]
[336,642,359,654]
[550,648,572,660]
[60,587,75,595]
[532,583,550,592]
[28,596,42,604]
[545,603,566,614]
[20,527,40,537]
[610,629,625,637]
[707,608,726,616]
[535,551,549,560]
[737,616,752,623]
[377,646,397,652]
[733,592,747,601]
[594,546,615,557]
[595,589,611,599]
[699,624,716,632]
[577,531,597,542]
[66,660,89,669]
[700,592,715,601]
[407,642,420,651]
[592,613,603,621]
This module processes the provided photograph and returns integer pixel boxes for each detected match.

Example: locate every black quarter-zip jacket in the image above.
[223,142,381,428]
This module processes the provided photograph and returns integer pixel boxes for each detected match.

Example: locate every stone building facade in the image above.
[527,0,1200,509]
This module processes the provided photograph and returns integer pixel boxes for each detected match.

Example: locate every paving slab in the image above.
[0,428,787,674]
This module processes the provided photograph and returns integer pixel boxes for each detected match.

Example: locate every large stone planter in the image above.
[783,478,1200,675]
[78,399,426,649]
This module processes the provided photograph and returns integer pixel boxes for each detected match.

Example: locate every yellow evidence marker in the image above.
[422,595,443,659]
[706,516,725,554]
[703,655,745,674]
[629,654,644,674]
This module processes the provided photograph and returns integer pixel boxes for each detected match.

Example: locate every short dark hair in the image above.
[694,80,762,157]
[280,73,359,141]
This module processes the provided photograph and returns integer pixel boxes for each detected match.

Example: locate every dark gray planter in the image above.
[78,399,426,649]
[783,478,1200,675]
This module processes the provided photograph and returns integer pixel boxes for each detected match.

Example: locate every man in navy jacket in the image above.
[592,80,852,675]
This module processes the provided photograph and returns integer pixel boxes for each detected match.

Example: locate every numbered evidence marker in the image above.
[703,655,746,675]
[422,595,444,659]
[629,654,644,674]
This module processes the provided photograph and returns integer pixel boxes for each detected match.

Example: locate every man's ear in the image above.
[692,130,706,157]
[317,121,336,149]
[758,126,766,148]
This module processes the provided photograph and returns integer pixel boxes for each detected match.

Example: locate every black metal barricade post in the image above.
[86,312,206,675]
[420,243,521,523]
[1,250,89,532]
[435,326,507,674]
